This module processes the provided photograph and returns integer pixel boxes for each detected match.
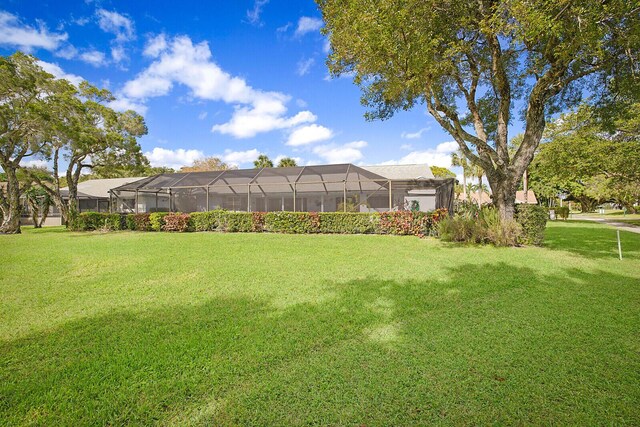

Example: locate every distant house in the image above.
[20,177,147,226]
[457,189,537,205]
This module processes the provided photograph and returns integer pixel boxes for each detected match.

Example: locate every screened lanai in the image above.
[110,164,454,214]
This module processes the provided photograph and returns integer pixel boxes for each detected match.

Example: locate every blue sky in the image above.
[1,0,471,171]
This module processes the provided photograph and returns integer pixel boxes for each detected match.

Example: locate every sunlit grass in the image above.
[1,222,639,425]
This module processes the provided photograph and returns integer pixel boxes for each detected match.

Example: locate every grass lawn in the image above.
[1,222,639,425]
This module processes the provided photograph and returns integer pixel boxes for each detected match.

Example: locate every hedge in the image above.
[515,204,548,246]
[73,209,449,237]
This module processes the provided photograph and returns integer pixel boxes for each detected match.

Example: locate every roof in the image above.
[360,164,435,180]
[457,191,492,205]
[61,177,147,199]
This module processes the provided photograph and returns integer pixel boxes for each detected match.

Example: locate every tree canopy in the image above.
[430,166,456,178]
[318,0,639,219]
[254,154,274,168]
[277,157,298,168]
[180,156,236,172]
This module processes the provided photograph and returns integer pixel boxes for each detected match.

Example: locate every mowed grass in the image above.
[1,222,639,425]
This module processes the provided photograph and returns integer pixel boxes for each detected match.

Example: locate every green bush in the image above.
[149,212,170,231]
[219,212,253,232]
[162,213,192,232]
[515,204,548,246]
[554,206,570,220]
[191,211,225,231]
[439,207,522,246]
[318,212,377,234]
[72,212,124,231]
[264,212,319,234]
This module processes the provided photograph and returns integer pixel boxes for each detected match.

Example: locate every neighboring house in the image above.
[457,189,538,205]
[20,177,147,226]
[111,163,455,214]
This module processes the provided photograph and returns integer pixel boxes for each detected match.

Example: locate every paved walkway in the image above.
[570,216,640,234]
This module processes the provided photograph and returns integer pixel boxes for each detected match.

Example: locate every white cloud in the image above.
[382,141,458,167]
[296,57,315,76]
[286,124,333,146]
[36,60,84,86]
[221,149,260,166]
[55,45,78,59]
[198,111,208,120]
[96,9,135,42]
[79,49,106,67]
[20,159,49,168]
[322,38,331,53]
[107,96,148,115]
[0,11,68,51]
[247,0,269,26]
[123,35,318,138]
[111,45,126,62]
[276,22,291,33]
[400,144,413,151]
[212,98,316,139]
[295,17,323,37]
[143,33,167,57]
[401,127,430,139]
[313,140,367,164]
[144,147,204,170]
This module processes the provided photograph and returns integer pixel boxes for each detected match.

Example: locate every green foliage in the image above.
[71,212,125,231]
[554,206,570,220]
[264,212,320,234]
[515,205,549,246]
[253,154,274,168]
[317,212,378,234]
[149,212,169,232]
[277,157,298,168]
[439,207,523,246]
[162,213,192,232]
[218,212,254,232]
[430,166,456,178]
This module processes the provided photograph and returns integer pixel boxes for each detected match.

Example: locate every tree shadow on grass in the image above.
[544,222,640,260]
[1,263,639,426]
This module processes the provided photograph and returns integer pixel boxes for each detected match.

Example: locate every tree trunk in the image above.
[462,173,468,201]
[488,173,517,221]
[477,174,483,206]
[0,168,22,234]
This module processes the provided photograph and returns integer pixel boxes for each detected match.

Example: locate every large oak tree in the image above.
[318,0,639,219]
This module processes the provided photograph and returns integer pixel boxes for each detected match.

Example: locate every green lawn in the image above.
[1,222,639,425]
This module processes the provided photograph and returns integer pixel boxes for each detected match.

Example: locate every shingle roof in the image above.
[60,177,147,199]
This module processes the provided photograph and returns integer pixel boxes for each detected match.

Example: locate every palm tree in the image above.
[253,154,274,168]
[277,157,298,167]
[451,151,470,201]
[467,161,485,206]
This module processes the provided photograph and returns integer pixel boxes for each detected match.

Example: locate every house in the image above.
[457,189,538,205]
[110,163,454,214]
[20,177,147,226]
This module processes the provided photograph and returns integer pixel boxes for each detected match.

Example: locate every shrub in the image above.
[438,216,483,243]
[318,212,377,234]
[127,213,151,231]
[190,210,225,231]
[72,212,124,231]
[162,213,192,232]
[264,212,319,233]
[218,212,253,232]
[554,206,570,220]
[515,204,548,246]
[439,207,522,246]
[149,212,170,231]
[251,212,266,232]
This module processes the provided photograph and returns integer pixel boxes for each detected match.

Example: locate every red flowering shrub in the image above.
[162,213,192,232]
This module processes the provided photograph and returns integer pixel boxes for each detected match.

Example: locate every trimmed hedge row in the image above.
[72,209,449,236]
